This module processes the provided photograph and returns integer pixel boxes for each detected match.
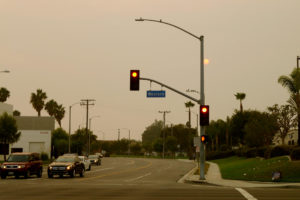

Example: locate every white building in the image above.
[273,129,298,146]
[10,116,55,157]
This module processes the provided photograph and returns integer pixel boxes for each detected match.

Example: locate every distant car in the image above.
[78,156,91,171]
[47,155,85,178]
[88,154,101,166]
[0,152,43,179]
[95,152,103,158]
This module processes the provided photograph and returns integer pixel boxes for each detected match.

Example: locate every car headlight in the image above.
[49,166,53,170]
[1,165,6,169]
[66,165,72,170]
[17,165,25,169]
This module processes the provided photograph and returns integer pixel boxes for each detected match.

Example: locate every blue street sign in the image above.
[147,90,166,98]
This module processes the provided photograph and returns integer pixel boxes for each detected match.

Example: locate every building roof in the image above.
[15,116,55,131]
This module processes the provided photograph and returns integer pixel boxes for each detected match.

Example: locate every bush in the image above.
[206,150,235,160]
[245,148,257,158]
[291,147,300,160]
[264,147,272,159]
[270,145,292,158]
[256,146,268,157]
[40,152,49,161]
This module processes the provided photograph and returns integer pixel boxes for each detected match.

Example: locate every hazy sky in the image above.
[1,0,300,141]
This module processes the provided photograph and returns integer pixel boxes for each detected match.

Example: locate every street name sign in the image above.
[147,90,166,98]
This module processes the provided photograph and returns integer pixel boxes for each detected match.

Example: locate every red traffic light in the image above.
[130,70,140,91]
[200,105,209,126]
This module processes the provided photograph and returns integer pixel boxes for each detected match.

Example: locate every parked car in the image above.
[0,152,43,179]
[47,155,85,178]
[78,156,91,171]
[88,154,101,166]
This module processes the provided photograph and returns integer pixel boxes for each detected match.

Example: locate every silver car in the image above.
[78,156,91,171]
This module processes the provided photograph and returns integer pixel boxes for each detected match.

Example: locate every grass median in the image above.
[211,156,300,182]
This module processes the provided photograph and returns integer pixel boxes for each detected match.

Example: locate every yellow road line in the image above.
[77,160,153,182]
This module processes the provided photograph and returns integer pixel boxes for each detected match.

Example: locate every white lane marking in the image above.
[125,173,152,182]
[235,188,257,200]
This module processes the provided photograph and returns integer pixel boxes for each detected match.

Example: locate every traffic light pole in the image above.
[140,77,199,104]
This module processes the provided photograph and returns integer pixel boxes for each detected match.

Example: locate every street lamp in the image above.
[122,128,131,156]
[88,115,100,155]
[68,102,80,153]
[0,70,10,73]
[136,18,206,180]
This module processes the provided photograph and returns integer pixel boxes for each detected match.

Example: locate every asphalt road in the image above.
[0,157,299,200]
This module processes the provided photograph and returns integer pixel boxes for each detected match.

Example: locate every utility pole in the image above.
[297,56,300,69]
[159,110,171,159]
[81,99,95,156]
[118,129,120,141]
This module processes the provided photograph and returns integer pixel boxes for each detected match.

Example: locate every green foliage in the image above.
[0,112,21,145]
[206,150,235,160]
[244,111,278,147]
[130,141,142,155]
[45,100,65,127]
[40,152,49,161]
[165,136,177,153]
[206,119,227,151]
[270,145,292,158]
[0,87,10,102]
[153,138,163,153]
[71,128,97,155]
[30,89,47,116]
[51,128,68,157]
[142,120,163,151]
[13,110,21,116]
[291,147,300,160]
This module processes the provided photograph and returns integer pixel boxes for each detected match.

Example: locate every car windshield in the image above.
[78,157,84,161]
[88,155,98,159]
[7,155,29,162]
[55,156,75,162]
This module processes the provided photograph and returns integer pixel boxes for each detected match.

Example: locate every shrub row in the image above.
[206,145,300,161]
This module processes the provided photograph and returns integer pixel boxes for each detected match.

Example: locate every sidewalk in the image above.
[184,161,300,188]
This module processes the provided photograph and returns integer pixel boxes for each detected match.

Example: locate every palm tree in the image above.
[234,92,246,112]
[278,67,300,146]
[0,87,10,102]
[54,104,65,127]
[45,99,58,117]
[30,89,47,116]
[185,101,195,128]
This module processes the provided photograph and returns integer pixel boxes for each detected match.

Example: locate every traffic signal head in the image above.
[200,105,209,126]
[130,70,140,91]
[201,135,208,144]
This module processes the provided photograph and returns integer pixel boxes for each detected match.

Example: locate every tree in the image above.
[278,67,300,146]
[0,112,21,160]
[0,87,10,102]
[185,101,195,128]
[71,128,97,155]
[13,110,21,116]
[268,104,297,144]
[234,92,246,112]
[153,138,163,154]
[51,128,68,158]
[206,119,227,151]
[30,89,47,116]
[142,120,163,152]
[54,104,65,127]
[165,136,177,157]
[45,99,58,117]
[244,111,278,147]
[130,141,142,155]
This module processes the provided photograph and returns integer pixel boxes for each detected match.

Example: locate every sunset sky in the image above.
[1,0,299,140]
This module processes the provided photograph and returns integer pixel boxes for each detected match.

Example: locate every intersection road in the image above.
[0,157,299,200]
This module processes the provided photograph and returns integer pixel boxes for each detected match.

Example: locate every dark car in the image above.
[0,152,43,179]
[88,154,101,166]
[47,155,85,178]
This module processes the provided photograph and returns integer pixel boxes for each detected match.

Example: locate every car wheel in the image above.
[59,174,63,178]
[80,168,85,177]
[70,169,75,178]
[48,173,53,178]
[1,174,7,179]
[37,168,42,178]
[24,170,30,179]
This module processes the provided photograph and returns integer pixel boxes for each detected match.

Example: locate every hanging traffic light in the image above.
[201,135,208,144]
[200,105,209,126]
[130,70,140,91]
